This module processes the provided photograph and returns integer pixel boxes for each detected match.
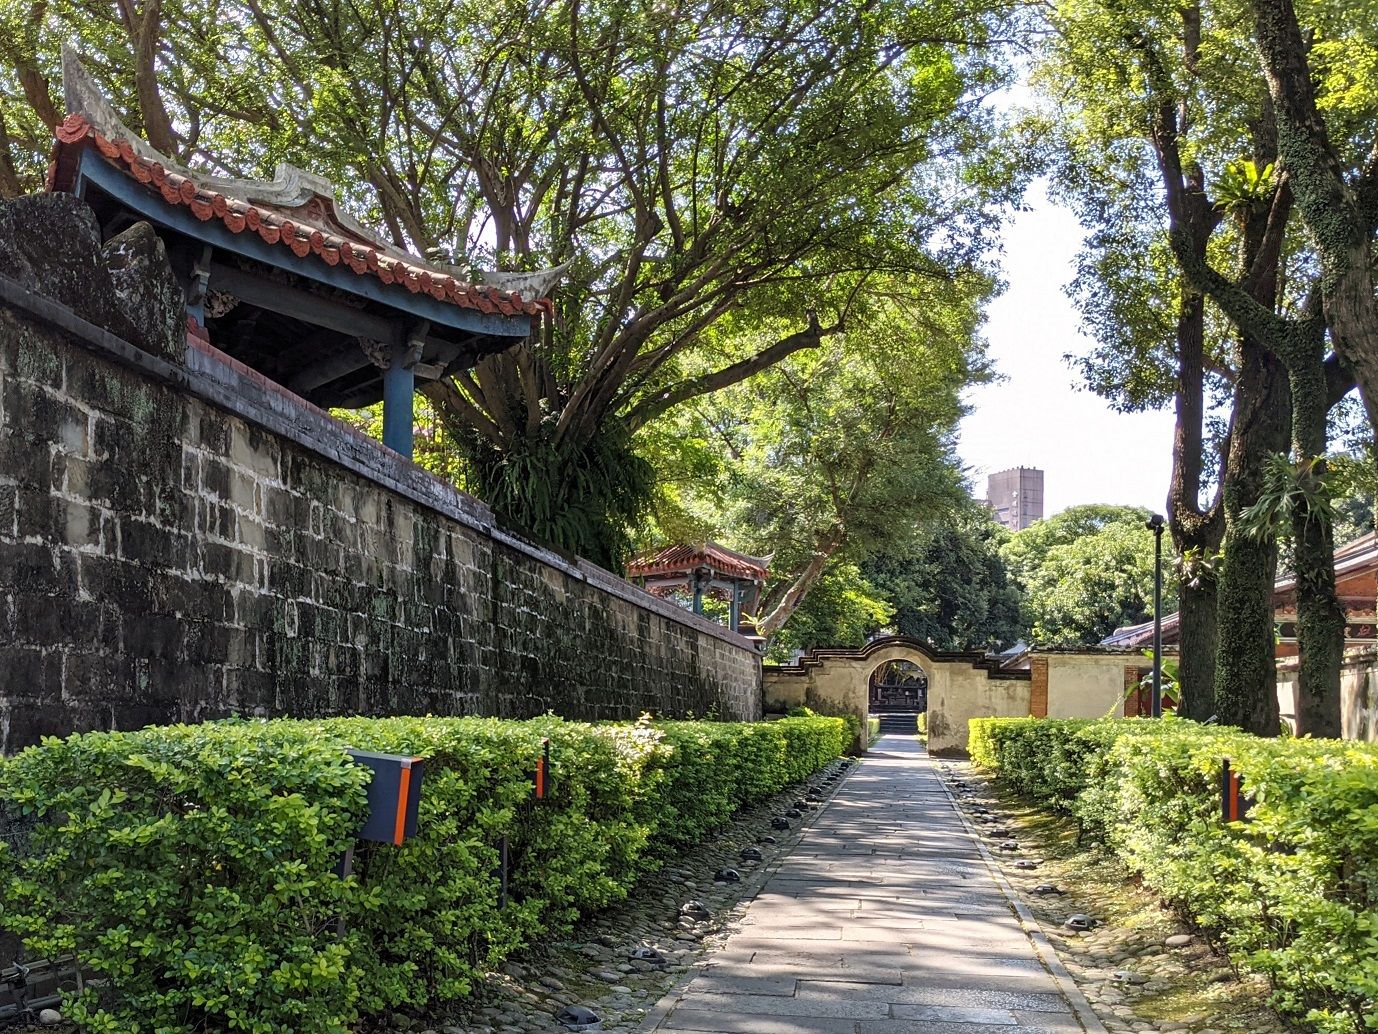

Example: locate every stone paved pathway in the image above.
[644,735,1100,1034]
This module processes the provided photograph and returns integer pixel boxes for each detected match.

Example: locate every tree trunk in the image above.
[1144,17,1227,719]
[1326,259,1378,429]
[1251,0,1378,424]
[1213,339,1289,734]
[1176,577,1219,720]
[1287,358,1344,736]
[757,527,845,638]
[1168,276,1223,718]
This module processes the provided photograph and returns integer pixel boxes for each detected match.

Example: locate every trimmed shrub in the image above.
[0,714,847,1033]
[969,716,1378,1034]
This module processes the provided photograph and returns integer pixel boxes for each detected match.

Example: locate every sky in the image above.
[956,180,1177,519]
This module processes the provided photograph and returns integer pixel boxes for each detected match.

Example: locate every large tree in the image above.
[3,0,1019,564]
[864,505,1024,652]
[648,276,988,642]
[1036,0,1356,734]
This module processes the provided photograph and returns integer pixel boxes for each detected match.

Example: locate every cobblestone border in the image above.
[634,760,859,1032]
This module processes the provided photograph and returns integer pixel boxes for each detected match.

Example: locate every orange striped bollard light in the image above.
[345,749,426,846]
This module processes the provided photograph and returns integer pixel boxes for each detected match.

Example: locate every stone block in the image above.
[0,195,135,340]
[77,553,151,612]
[0,295,762,745]
[122,613,186,663]
[0,645,62,701]
[101,222,185,364]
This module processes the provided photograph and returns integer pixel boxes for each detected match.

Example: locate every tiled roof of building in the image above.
[47,113,550,321]
[1103,531,1378,648]
[1272,530,1378,598]
[626,542,770,582]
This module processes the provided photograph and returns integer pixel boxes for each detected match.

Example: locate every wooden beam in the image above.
[288,340,375,395]
[332,384,385,408]
[207,261,402,345]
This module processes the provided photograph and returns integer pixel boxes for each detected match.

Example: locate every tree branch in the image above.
[623,311,842,432]
[1168,227,1298,348]
[1324,353,1356,408]
[420,377,506,449]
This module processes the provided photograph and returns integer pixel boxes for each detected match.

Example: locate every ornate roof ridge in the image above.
[627,541,771,581]
[48,113,550,319]
[49,47,552,320]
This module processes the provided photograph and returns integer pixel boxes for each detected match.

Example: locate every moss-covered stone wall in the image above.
[0,194,761,752]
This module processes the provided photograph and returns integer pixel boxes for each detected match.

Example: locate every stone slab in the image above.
[665,991,889,1019]
[683,975,800,997]
[661,1010,859,1034]
[652,736,1080,1034]
[794,981,1071,1013]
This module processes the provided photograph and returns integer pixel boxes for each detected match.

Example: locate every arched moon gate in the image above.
[868,658,928,713]
[763,637,1032,756]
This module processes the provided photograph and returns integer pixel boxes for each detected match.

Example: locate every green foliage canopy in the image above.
[0,0,1021,563]
[645,280,988,639]
[763,563,894,662]
[864,504,1024,651]
[1001,504,1178,646]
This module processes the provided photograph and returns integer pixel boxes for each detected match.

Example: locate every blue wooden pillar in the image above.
[185,245,213,332]
[382,356,415,459]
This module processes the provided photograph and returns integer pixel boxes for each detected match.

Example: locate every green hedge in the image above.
[969,716,1378,1034]
[0,714,847,1034]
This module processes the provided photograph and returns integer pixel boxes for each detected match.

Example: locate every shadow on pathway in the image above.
[643,734,1098,1034]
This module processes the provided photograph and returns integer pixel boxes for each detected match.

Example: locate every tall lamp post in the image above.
[1146,513,1166,717]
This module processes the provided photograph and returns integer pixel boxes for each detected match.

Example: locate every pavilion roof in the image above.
[627,542,770,582]
[46,113,549,322]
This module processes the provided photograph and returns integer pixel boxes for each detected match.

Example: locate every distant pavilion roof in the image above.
[626,542,770,582]
[627,542,768,636]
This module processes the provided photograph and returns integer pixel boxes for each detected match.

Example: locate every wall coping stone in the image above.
[0,269,759,655]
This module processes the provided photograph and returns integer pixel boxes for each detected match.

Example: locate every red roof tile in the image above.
[47,113,552,321]
[627,542,770,582]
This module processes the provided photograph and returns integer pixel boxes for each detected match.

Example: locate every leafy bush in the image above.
[0,714,847,1033]
[786,705,862,752]
[969,717,1378,1034]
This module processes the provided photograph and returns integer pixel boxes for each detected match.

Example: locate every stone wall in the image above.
[1277,651,1378,741]
[0,195,761,752]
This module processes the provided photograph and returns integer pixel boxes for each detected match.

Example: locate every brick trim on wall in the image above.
[1123,666,1142,716]
[1029,658,1049,718]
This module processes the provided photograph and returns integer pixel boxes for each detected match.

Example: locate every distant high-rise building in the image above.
[987,467,1044,531]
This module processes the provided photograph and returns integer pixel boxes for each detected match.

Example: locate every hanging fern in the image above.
[1239,452,1334,542]
[461,419,656,569]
